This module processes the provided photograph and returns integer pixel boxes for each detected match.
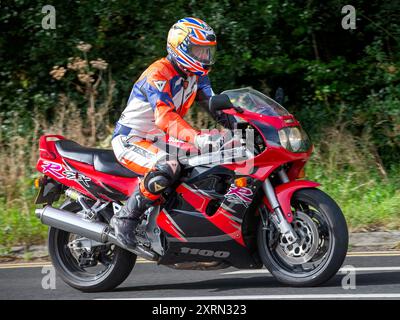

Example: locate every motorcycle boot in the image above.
[111,187,154,249]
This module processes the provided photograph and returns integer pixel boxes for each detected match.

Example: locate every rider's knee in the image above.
[143,159,181,195]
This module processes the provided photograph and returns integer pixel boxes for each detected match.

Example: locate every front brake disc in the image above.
[274,211,319,265]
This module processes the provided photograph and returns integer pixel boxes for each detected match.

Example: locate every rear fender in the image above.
[35,177,63,205]
[263,180,320,223]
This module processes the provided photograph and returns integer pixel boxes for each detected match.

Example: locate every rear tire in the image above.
[258,188,348,287]
[48,201,136,292]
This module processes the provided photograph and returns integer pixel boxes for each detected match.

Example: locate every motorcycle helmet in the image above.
[167,17,217,76]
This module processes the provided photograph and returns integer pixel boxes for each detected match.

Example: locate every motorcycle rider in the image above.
[111,17,228,249]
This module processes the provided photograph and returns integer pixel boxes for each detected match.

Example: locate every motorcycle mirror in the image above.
[209,94,234,114]
[275,87,284,105]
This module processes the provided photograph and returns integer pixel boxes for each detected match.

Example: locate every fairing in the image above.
[36,135,138,202]
[35,88,318,269]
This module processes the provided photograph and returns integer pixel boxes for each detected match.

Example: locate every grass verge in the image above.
[0,167,399,250]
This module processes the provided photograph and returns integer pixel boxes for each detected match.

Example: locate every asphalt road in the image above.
[1,253,400,300]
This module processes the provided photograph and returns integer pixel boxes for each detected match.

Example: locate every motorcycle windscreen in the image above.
[222,88,290,119]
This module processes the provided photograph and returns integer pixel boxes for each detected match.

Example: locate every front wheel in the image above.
[258,188,348,286]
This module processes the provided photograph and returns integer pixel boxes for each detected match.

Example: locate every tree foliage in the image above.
[0,0,399,166]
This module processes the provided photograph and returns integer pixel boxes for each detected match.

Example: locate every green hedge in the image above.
[1,0,399,166]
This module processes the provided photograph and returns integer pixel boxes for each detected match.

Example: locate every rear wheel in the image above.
[48,201,136,292]
[258,188,348,286]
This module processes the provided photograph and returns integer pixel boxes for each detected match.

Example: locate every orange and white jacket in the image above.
[114,57,214,144]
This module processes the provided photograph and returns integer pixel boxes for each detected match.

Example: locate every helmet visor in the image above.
[188,43,216,65]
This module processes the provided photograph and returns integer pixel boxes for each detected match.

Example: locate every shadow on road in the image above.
[115,276,282,293]
[114,271,400,293]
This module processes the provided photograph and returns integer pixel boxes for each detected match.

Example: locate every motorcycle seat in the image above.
[55,140,139,178]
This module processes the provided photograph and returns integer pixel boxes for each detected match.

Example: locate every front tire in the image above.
[258,188,348,287]
[48,202,136,292]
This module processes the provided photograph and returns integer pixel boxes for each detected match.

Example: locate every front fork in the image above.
[262,172,298,245]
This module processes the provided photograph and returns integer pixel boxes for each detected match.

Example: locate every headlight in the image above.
[278,129,289,149]
[278,126,311,153]
[288,127,302,152]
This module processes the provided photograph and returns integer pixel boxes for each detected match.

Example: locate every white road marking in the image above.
[222,269,270,275]
[222,266,400,275]
[341,266,400,272]
[98,293,400,300]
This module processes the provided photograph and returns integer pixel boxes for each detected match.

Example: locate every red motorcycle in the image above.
[34,88,348,292]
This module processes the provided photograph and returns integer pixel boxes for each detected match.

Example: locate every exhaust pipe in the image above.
[36,206,158,261]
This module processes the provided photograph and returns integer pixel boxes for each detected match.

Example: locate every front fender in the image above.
[263,180,320,223]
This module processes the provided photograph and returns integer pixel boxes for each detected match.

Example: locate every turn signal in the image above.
[34,178,41,189]
[234,177,247,187]
[298,168,306,179]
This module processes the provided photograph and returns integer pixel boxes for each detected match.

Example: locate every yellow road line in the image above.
[0,263,53,269]
[136,258,154,264]
[347,251,400,257]
[0,258,154,269]
[1,252,399,269]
